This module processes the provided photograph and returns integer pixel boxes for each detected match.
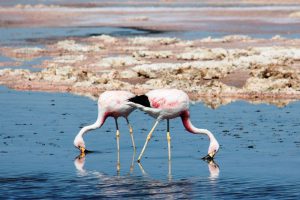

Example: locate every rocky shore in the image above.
[1,34,300,108]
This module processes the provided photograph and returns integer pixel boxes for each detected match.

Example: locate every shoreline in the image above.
[1,34,300,108]
[1,4,300,36]
[0,2,300,108]
[3,82,299,108]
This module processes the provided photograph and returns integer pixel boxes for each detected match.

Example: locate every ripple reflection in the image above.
[73,153,223,199]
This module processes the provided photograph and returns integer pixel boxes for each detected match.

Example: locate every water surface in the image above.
[0,86,299,199]
[0,27,150,46]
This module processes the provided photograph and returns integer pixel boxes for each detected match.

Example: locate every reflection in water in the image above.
[75,150,137,176]
[198,96,297,109]
[137,162,148,176]
[168,160,172,181]
[75,153,220,180]
[117,149,136,176]
[74,154,87,176]
[136,160,173,180]
[74,152,220,199]
[130,151,135,174]
[207,160,220,180]
[74,154,221,198]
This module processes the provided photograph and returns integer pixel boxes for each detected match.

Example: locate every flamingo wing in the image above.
[128,95,151,108]
[146,89,189,110]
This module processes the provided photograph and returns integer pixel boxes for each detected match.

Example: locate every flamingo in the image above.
[74,91,136,155]
[127,89,220,162]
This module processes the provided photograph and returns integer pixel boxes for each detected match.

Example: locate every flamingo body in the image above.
[148,89,189,119]
[128,89,220,162]
[74,90,136,154]
[98,91,135,118]
[129,89,189,119]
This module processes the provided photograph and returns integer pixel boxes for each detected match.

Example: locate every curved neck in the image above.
[78,123,98,138]
[180,110,217,142]
[76,111,107,138]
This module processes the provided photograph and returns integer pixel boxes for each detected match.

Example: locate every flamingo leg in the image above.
[115,118,120,173]
[137,120,159,162]
[167,119,171,161]
[129,150,136,174]
[126,117,136,151]
[138,162,147,176]
[168,159,172,181]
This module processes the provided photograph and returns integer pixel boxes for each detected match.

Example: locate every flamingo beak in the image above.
[202,152,215,161]
[79,146,86,153]
[79,153,85,158]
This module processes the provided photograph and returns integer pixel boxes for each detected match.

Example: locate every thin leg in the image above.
[168,159,172,181]
[115,118,120,152]
[167,119,171,161]
[115,118,120,173]
[117,149,120,175]
[126,117,136,151]
[138,162,147,176]
[129,150,136,174]
[137,120,160,162]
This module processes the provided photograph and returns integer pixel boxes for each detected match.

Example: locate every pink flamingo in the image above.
[74,91,136,154]
[127,89,220,162]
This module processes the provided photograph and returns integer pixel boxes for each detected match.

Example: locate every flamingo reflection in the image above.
[74,155,188,198]
[74,155,220,199]
[75,151,136,175]
[207,160,220,180]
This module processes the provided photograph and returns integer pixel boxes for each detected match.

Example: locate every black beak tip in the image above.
[202,154,214,161]
[84,149,93,154]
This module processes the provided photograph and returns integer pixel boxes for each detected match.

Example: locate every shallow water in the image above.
[2,26,300,48]
[0,86,299,199]
[0,27,151,46]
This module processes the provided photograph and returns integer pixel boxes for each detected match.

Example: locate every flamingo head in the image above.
[203,139,219,161]
[74,135,86,153]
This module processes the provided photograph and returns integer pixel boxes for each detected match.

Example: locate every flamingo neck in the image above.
[181,110,217,142]
[77,111,108,138]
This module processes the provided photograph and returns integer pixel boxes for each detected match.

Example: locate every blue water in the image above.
[0,52,50,72]
[0,86,299,199]
[1,26,299,50]
[0,27,150,46]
